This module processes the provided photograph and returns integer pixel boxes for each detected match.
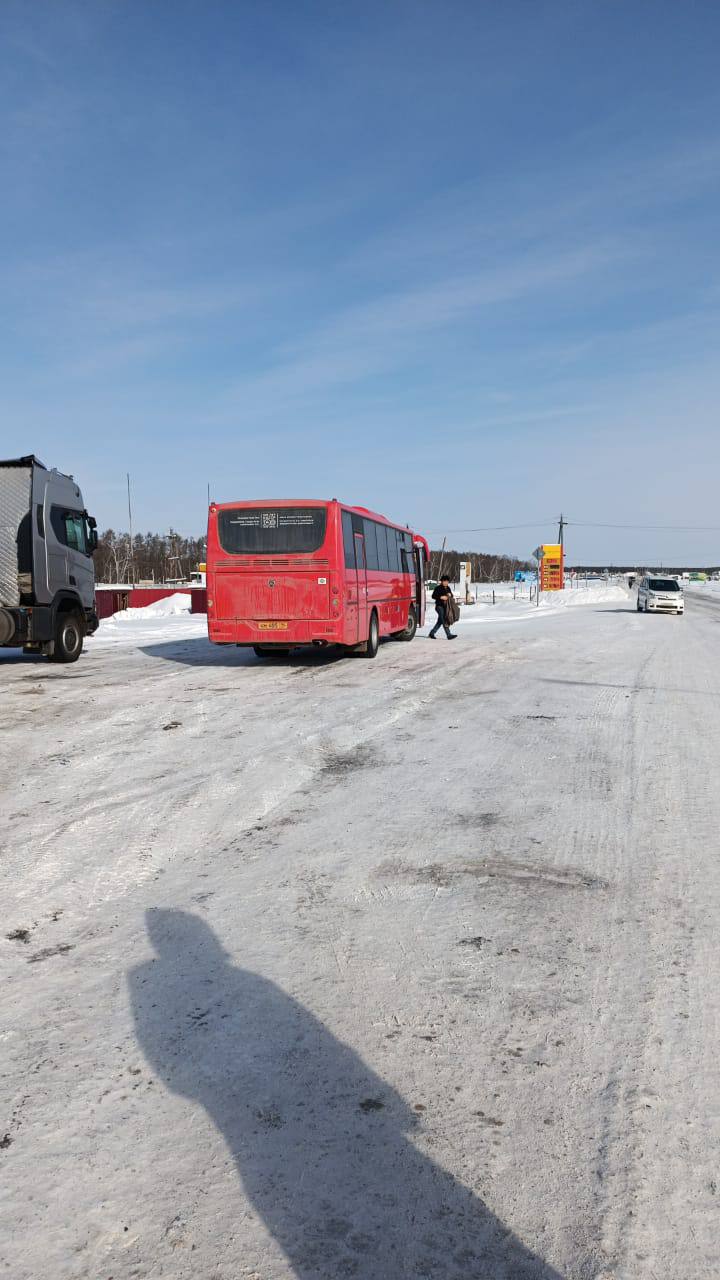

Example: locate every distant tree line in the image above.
[427,548,532,582]
[94,529,529,585]
[95,530,206,584]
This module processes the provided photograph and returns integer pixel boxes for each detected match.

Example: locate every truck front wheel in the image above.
[50,612,85,663]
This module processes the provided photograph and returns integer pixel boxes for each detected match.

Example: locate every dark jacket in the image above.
[432,583,460,624]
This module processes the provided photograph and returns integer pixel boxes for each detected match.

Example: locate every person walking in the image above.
[428,575,458,639]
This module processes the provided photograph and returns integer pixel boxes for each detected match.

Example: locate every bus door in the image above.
[414,544,425,625]
[353,533,368,642]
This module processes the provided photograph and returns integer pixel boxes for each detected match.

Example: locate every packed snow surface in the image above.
[2,583,719,1279]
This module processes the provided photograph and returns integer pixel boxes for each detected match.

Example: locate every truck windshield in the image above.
[648,579,680,592]
[218,506,327,555]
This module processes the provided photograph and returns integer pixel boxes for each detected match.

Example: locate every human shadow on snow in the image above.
[129,910,564,1280]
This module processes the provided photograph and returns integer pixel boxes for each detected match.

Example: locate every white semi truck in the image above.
[0,455,99,663]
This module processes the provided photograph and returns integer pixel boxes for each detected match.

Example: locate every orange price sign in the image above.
[539,543,564,591]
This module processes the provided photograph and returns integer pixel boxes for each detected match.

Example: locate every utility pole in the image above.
[436,537,447,582]
[558,512,567,588]
[127,472,134,584]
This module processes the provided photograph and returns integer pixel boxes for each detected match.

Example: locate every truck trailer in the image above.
[0,456,99,662]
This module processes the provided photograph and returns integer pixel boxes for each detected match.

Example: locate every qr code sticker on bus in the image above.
[261,512,279,529]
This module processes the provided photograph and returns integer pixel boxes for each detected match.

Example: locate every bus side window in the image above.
[363,519,379,570]
[388,528,401,573]
[403,533,413,574]
[342,510,355,569]
[397,530,405,572]
[376,523,390,572]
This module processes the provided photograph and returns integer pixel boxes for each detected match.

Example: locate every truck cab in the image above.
[0,456,99,662]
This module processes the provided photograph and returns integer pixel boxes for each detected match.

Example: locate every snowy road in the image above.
[2,586,719,1279]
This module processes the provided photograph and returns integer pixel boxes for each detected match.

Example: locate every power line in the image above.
[568,520,720,532]
[428,517,720,535]
[425,519,558,533]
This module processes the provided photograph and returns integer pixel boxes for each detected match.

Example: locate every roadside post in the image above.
[458,560,473,604]
[533,546,543,607]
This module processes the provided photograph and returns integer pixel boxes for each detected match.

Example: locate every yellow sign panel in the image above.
[540,543,564,591]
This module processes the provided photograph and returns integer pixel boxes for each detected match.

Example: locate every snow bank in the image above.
[112,592,192,620]
[94,593,205,650]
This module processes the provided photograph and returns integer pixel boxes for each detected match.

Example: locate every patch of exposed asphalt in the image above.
[376,857,607,892]
[320,743,380,779]
[6,928,31,944]
[27,943,75,964]
[454,812,502,830]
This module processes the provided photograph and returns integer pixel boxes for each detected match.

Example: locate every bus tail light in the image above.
[330,578,340,616]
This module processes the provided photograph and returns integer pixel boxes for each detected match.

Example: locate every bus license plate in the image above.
[258,621,288,630]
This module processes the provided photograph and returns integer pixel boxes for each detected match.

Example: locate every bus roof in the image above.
[211,497,421,535]
[212,498,329,510]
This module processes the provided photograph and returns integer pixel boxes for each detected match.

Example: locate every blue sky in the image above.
[1,1,719,563]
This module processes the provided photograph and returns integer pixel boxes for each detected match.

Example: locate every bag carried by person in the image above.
[445,594,460,625]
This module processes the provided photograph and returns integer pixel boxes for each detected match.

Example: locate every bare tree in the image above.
[95,529,206,584]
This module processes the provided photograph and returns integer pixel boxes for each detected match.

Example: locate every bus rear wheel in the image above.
[355,611,379,659]
[394,606,417,642]
[253,645,291,658]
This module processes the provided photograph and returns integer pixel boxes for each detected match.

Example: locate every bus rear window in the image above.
[218,506,327,555]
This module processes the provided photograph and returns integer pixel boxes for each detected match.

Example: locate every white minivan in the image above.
[637,576,684,615]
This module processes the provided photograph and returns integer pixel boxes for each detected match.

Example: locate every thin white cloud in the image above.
[218,241,628,408]
[340,134,720,285]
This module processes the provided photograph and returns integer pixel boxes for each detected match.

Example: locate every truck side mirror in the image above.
[85,513,98,553]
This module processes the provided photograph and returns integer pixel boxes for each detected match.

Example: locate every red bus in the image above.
[206,498,430,659]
